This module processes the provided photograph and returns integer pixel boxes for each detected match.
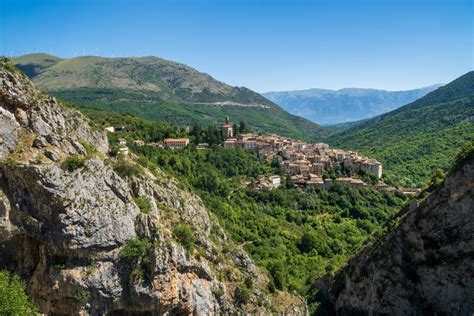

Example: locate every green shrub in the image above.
[2,57,21,75]
[74,290,90,303]
[452,140,474,172]
[0,270,38,315]
[234,285,251,305]
[173,224,195,252]
[61,155,86,171]
[137,155,158,170]
[131,267,144,278]
[113,158,143,178]
[79,140,104,160]
[298,231,318,253]
[134,196,152,214]
[120,237,152,264]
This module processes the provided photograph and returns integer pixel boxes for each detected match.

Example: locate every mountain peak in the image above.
[12,53,331,141]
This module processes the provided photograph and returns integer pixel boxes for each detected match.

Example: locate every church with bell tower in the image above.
[222,116,234,139]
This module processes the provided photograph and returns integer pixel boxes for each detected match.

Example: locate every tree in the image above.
[452,140,474,172]
[298,231,318,253]
[239,121,248,133]
[0,270,38,315]
[232,123,240,137]
[191,124,203,144]
[268,260,288,290]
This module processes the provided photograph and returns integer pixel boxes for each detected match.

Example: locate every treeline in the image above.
[191,120,250,145]
[78,106,252,147]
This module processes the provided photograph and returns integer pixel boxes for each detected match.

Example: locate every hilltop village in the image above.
[110,117,388,191]
[220,117,385,190]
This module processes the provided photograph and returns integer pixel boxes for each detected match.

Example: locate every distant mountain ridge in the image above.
[12,53,331,141]
[329,71,474,187]
[263,85,441,125]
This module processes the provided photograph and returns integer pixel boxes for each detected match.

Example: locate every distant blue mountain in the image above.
[263,85,442,125]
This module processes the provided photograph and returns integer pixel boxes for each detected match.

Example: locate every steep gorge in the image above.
[314,147,474,315]
[0,59,305,314]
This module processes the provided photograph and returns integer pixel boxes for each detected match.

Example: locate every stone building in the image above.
[163,138,190,149]
[222,116,234,139]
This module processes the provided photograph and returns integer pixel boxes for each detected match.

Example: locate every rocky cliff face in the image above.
[0,59,305,314]
[316,154,474,315]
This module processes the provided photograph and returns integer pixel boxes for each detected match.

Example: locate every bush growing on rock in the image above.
[61,155,86,171]
[452,140,474,172]
[74,290,91,303]
[79,140,104,160]
[113,158,143,178]
[134,196,152,214]
[0,270,38,315]
[120,237,152,264]
[173,224,196,252]
[233,285,251,305]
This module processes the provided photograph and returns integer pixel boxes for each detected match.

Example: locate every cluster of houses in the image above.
[250,175,282,190]
[108,121,193,154]
[106,117,387,190]
[220,118,385,190]
[115,137,192,153]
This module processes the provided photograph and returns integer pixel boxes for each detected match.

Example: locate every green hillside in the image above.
[13,54,331,141]
[329,71,474,187]
[75,106,406,302]
[11,53,61,78]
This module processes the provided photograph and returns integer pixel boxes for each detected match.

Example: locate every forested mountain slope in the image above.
[75,105,407,304]
[314,142,474,315]
[13,54,331,141]
[329,71,474,187]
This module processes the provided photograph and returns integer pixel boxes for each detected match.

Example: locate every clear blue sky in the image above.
[1,0,473,92]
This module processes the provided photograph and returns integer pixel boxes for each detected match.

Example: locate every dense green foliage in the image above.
[54,88,330,141]
[134,197,152,214]
[324,119,367,133]
[329,72,474,187]
[13,54,331,142]
[452,140,474,172]
[61,155,86,171]
[126,142,405,296]
[173,224,196,252]
[113,157,143,178]
[0,270,38,315]
[120,237,152,278]
[77,101,405,300]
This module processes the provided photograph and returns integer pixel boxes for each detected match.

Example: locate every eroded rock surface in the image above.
[0,59,306,314]
[316,157,474,315]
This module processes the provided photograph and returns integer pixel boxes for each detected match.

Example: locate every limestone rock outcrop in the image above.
[316,154,474,315]
[0,59,305,314]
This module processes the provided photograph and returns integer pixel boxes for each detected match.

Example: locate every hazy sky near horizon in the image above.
[1,0,473,92]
